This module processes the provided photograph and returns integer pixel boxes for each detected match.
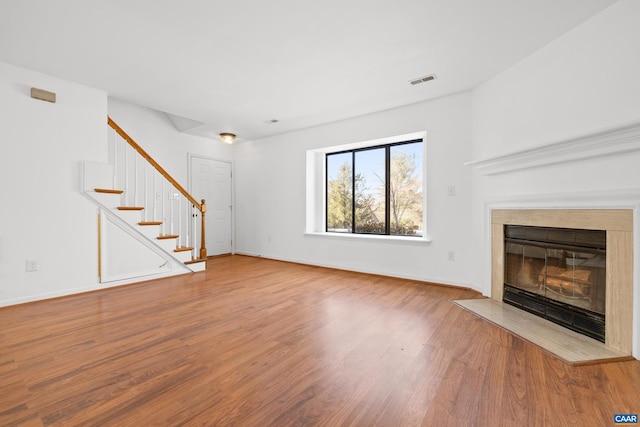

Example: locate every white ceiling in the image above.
[0,0,616,142]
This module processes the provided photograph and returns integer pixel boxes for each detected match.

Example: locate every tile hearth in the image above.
[453,298,633,365]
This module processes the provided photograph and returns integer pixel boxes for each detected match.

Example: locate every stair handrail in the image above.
[107,116,207,259]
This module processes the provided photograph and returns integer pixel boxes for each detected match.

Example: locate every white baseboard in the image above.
[0,269,188,308]
[233,250,479,292]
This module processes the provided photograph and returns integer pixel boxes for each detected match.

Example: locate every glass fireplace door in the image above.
[505,242,605,315]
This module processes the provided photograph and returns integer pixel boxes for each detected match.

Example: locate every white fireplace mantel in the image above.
[465,119,640,175]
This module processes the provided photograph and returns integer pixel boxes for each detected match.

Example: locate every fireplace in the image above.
[491,209,633,354]
[503,225,606,342]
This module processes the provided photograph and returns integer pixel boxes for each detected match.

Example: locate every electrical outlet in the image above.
[25,259,38,272]
[447,251,455,261]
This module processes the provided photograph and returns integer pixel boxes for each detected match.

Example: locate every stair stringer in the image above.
[82,161,205,277]
[99,208,181,283]
[88,190,203,274]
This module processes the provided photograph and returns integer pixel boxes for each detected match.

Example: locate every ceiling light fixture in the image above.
[219,132,236,144]
[409,74,436,85]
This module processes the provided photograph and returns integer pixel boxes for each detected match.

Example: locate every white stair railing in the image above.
[107,117,207,261]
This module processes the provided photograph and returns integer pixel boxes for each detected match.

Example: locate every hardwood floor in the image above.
[1,255,638,426]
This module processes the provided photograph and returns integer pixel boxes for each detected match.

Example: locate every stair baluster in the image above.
[104,116,207,265]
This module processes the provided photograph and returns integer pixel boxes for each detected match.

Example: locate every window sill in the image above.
[304,232,432,246]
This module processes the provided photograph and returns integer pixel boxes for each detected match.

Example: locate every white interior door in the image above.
[191,156,232,256]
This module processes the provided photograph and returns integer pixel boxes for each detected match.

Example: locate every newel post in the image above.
[200,199,207,259]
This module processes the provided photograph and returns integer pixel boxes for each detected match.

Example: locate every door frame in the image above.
[187,153,235,256]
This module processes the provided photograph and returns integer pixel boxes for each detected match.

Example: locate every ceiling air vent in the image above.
[410,74,436,85]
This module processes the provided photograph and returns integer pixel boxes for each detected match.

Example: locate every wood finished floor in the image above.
[1,255,638,426]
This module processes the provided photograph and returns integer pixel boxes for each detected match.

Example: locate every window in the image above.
[326,139,423,237]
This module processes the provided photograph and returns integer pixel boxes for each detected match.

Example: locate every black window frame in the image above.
[325,138,423,236]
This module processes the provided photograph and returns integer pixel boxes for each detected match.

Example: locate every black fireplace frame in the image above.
[503,225,606,343]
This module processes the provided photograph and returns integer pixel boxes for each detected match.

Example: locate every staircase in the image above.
[84,117,207,282]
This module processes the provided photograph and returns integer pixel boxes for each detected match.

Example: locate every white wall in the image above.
[0,63,231,306]
[107,98,234,187]
[234,92,475,288]
[472,0,640,159]
[470,0,640,356]
[0,61,107,305]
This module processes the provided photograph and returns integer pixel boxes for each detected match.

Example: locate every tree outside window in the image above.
[326,140,423,236]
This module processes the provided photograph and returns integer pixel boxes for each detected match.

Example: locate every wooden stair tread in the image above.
[139,221,163,226]
[174,247,193,253]
[95,188,124,194]
[117,206,144,211]
[157,234,179,240]
[185,258,207,265]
